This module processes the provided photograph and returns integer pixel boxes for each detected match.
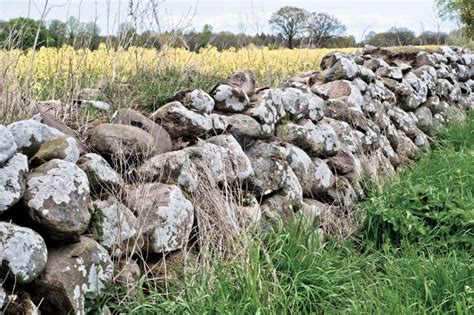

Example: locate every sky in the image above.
[0,0,459,40]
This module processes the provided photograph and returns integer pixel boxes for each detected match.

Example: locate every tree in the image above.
[367,27,416,47]
[117,22,137,47]
[436,0,473,36]
[417,31,448,45]
[306,12,346,47]
[48,19,67,47]
[269,6,308,49]
[0,18,50,49]
[196,24,213,51]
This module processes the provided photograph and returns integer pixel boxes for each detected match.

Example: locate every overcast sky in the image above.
[0,0,459,40]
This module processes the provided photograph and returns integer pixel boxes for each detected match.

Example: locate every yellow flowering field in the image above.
[0,44,358,98]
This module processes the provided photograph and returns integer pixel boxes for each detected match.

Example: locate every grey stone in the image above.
[0,153,28,213]
[77,153,124,195]
[125,183,194,253]
[211,84,250,113]
[228,69,256,96]
[0,222,47,284]
[24,159,91,240]
[246,88,286,134]
[323,58,359,81]
[30,135,80,165]
[0,125,17,165]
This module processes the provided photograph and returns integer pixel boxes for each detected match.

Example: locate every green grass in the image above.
[97,112,474,314]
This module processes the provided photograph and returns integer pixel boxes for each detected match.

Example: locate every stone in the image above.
[311,158,335,194]
[0,222,47,284]
[173,89,215,113]
[77,153,124,195]
[186,141,230,182]
[260,194,294,232]
[211,84,250,113]
[285,144,316,195]
[77,88,101,100]
[327,176,357,207]
[323,58,359,81]
[226,114,272,150]
[299,119,340,157]
[403,72,428,104]
[246,88,285,134]
[280,88,324,121]
[24,159,91,240]
[150,101,213,139]
[90,198,141,257]
[209,113,229,133]
[246,141,288,196]
[111,108,172,155]
[0,287,4,310]
[89,123,157,159]
[0,125,17,165]
[357,65,376,83]
[281,166,304,210]
[396,131,418,160]
[113,259,141,294]
[137,150,198,193]
[324,99,368,129]
[414,106,433,134]
[298,199,329,225]
[364,58,389,72]
[228,69,256,96]
[327,150,357,175]
[388,107,419,137]
[415,51,436,67]
[382,78,423,111]
[124,183,194,253]
[80,100,111,112]
[0,153,28,213]
[322,117,362,153]
[376,66,403,81]
[206,135,254,181]
[7,119,63,157]
[30,135,80,166]
[31,236,113,315]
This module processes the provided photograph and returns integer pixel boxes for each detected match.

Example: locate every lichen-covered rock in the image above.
[376,65,403,81]
[226,114,273,150]
[228,69,256,96]
[364,58,389,72]
[0,125,17,165]
[211,84,250,113]
[299,119,340,157]
[0,287,5,310]
[415,51,436,68]
[0,153,28,213]
[260,194,294,232]
[327,176,357,207]
[246,88,286,134]
[77,153,124,195]
[206,135,254,181]
[280,88,325,121]
[311,158,335,194]
[396,131,419,160]
[285,144,316,195]
[174,89,215,113]
[124,183,194,253]
[90,198,141,257]
[137,150,198,192]
[113,259,141,294]
[0,222,47,284]
[80,100,111,112]
[281,166,304,210]
[246,141,288,196]
[111,108,172,155]
[7,119,63,157]
[382,77,424,111]
[30,135,80,165]
[357,65,376,83]
[322,117,362,153]
[24,159,91,240]
[323,58,359,82]
[388,107,419,137]
[327,150,358,175]
[150,101,213,139]
[89,123,157,158]
[31,236,113,315]
[414,106,433,134]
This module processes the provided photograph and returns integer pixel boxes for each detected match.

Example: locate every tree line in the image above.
[0,0,471,51]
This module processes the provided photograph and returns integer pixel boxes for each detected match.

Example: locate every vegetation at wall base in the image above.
[94,112,474,314]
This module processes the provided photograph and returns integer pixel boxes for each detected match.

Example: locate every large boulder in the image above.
[0,222,47,284]
[228,69,256,96]
[0,153,28,213]
[24,159,91,240]
[150,101,213,139]
[30,135,80,165]
[125,183,194,253]
[111,108,172,154]
[90,198,141,257]
[211,84,250,113]
[77,153,124,196]
[31,237,113,315]
[0,125,17,165]
[7,119,63,157]
[89,123,157,158]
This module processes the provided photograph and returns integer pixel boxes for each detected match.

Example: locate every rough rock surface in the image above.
[150,101,213,139]
[89,123,157,158]
[30,135,80,165]
[7,119,63,157]
[90,198,141,257]
[0,222,47,284]
[0,153,28,213]
[111,108,173,154]
[211,84,250,112]
[31,237,113,315]
[125,183,194,253]
[0,125,17,165]
[24,159,91,240]
[77,153,124,195]
[228,69,256,96]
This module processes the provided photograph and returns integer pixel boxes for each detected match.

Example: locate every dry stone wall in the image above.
[1,45,473,314]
